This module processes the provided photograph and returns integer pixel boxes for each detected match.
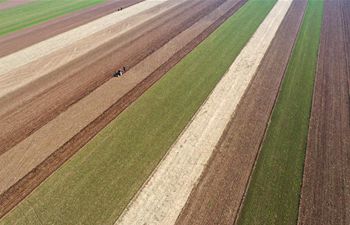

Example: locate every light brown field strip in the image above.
[0,0,245,218]
[298,0,350,224]
[175,0,307,224]
[0,0,144,57]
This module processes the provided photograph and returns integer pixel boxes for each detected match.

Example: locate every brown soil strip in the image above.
[0,0,31,10]
[297,0,350,224]
[175,1,307,225]
[0,0,144,57]
[0,0,214,156]
[0,0,246,219]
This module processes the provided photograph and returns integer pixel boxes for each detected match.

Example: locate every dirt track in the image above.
[0,0,212,155]
[0,0,31,10]
[116,1,294,224]
[0,0,144,56]
[0,0,244,218]
[175,1,307,224]
[298,0,350,224]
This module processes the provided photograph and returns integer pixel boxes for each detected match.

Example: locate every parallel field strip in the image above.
[237,0,324,224]
[0,0,107,35]
[0,0,144,57]
[298,0,350,224]
[0,0,165,77]
[175,0,308,224]
[116,0,293,224]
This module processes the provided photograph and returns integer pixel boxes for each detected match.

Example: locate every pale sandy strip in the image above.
[115,1,293,224]
[0,0,235,195]
[0,0,168,75]
[0,0,179,99]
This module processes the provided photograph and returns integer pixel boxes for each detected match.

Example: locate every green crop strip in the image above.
[0,0,106,36]
[237,0,324,225]
[0,0,277,224]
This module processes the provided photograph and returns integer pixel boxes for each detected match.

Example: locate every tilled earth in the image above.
[298,0,350,224]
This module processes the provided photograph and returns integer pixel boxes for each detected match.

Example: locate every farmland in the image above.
[0,0,108,35]
[0,0,144,56]
[298,0,350,224]
[176,0,309,224]
[0,0,349,224]
[237,0,324,224]
[0,0,272,223]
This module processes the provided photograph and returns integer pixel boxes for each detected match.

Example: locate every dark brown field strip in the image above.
[0,0,144,57]
[0,0,213,156]
[175,1,307,225]
[0,0,247,219]
[298,0,350,224]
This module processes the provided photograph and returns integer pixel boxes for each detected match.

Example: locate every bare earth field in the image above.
[0,0,144,57]
[116,1,293,224]
[175,0,307,224]
[0,0,246,218]
[0,0,31,10]
[298,0,350,224]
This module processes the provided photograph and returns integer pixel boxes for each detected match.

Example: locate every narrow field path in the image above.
[175,0,307,224]
[0,0,144,57]
[116,1,292,224]
[0,0,244,220]
[298,0,350,224]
